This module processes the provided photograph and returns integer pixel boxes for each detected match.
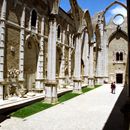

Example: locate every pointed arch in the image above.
[102,1,127,17]
[69,0,84,32]
[31,9,37,27]
[84,10,93,42]
[108,29,128,45]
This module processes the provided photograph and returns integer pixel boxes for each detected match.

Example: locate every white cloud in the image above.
[110,6,127,17]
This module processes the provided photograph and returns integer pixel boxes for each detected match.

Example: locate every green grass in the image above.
[82,87,93,93]
[59,92,80,103]
[12,85,101,118]
[11,102,53,118]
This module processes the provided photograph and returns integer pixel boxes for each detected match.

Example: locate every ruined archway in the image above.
[102,1,127,17]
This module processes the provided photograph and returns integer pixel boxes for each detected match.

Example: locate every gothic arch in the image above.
[31,9,37,27]
[24,34,40,90]
[102,1,127,17]
[108,29,128,46]
[24,34,40,73]
[84,10,93,43]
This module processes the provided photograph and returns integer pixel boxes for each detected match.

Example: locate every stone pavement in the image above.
[0,84,124,130]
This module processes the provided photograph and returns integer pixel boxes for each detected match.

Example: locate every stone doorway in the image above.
[116,73,123,84]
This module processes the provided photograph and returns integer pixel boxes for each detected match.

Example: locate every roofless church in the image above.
[0,0,128,104]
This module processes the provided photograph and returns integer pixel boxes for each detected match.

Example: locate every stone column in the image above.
[96,19,105,85]
[68,34,72,78]
[59,30,66,88]
[19,5,25,90]
[73,34,82,93]
[29,13,31,31]
[103,30,109,82]
[95,46,103,85]
[83,31,89,85]
[35,17,44,92]
[88,43,94,87]
[0,0,7,100]
[44,17,58,104]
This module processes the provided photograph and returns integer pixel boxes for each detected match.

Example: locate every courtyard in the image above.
[0,84,125,130]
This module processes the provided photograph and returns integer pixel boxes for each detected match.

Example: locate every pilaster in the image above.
[19,5,25,86]
[0,0,7,100]
[35,17,45,92]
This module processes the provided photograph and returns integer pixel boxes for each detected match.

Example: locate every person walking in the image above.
[111,82,116,94]
[113,82,116,94]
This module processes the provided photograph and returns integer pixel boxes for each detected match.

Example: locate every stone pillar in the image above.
[35,17,44,92]
[83,31,89,85]
[95,19,105,85]
[95,46,103,85]
[88,43,94,87]
[29,13,31,31]
[44,17,58,104]
[59,30,66,88]
[19,5,25,89]
[73,34,82,93]
[68,34,73,80]
[103,30,109,83]
[0,0,7,100]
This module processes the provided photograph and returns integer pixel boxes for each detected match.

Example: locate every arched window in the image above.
[57,25,61,39]
[31,10,37,27]
[120,52,123,61]
[116,52,120,61]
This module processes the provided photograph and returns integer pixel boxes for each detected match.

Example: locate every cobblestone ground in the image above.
[0,84,123,130]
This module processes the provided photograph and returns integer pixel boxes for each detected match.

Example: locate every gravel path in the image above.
[0,84,123,130]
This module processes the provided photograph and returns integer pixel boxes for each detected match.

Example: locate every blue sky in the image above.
[60,0,127,23]
[60,0,126,16]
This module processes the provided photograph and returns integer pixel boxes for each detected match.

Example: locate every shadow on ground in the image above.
[0,114,10,124]
[103,85,130,130]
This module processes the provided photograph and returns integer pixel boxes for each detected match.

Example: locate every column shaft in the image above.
[88,44,94,87]
[0,0,7,100]
[45,18,58,104]
[83,32,89,84]
[59,30,66,88]
[73,35,82,93]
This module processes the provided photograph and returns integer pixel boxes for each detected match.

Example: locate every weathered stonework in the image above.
[0,0,128,103]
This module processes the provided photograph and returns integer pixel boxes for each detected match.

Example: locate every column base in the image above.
[88,77,94,87]
[73,78,82,93]
[83,76,88,85]
[96,78,103,85]
[58,77,66,88]
[95,76,108,85]
[72,89,82,94]
[44,80,58,104]
[35,79,44,93]
[44,97,58,104]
